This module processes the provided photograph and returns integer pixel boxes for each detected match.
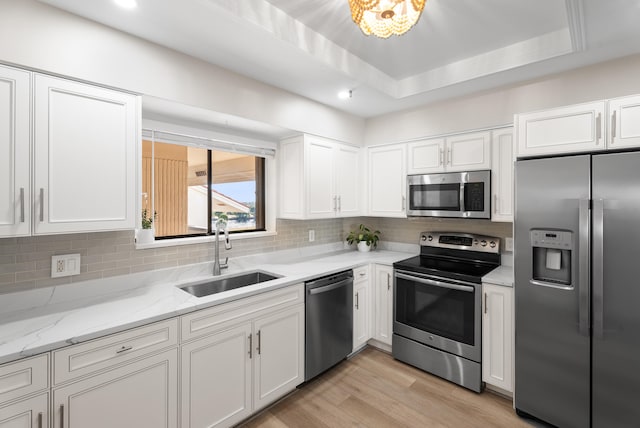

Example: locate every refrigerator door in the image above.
[592,152,640,427]
[514,156,590,428]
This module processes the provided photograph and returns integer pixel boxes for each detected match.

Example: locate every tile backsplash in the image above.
[0,216,511,295]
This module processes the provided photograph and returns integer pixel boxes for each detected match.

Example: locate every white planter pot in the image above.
[357,241,371,252]
[136,228,154,244]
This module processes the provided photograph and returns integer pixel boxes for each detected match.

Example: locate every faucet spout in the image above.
[213,220,231,276]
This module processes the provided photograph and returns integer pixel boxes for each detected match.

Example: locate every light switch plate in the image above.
[308,229,315,242]
[51,254,81,278]
[505,237,514,252]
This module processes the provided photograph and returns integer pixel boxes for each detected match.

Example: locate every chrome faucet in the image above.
[213,220,232,276]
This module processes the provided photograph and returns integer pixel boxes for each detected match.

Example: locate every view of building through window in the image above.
[142,139,265,238]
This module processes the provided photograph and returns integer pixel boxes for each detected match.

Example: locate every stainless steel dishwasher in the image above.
[305,270,353,381]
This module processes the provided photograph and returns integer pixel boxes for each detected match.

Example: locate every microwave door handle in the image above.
[459,182,465,212]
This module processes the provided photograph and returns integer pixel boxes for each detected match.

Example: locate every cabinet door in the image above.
[0,393,48,428]
[278,136,305,219]
[608,95,640,149]
[353,276,371,351]
[33,74,138,234]
[53,349,177,428]
[335,144,360,217]
[516,101,606,157]
[0,65,30,238]
[373,265,394,346]
[407,138,445,174]
[180,323,252,428]
[491,128,514,222]
[482,284,513,392]
[368,145,406,217]
[305,137,335,218]
[446,131,491,172]
[253,304,304,411]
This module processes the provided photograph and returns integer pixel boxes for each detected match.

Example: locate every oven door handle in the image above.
[395,272,475,293]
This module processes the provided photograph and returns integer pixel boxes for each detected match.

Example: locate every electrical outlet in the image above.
[51,254,81,278]
[308,229,315,242]
[505,237,514,252]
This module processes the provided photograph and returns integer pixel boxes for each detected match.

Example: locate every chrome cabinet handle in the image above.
[39,188,44,222]
[60,404,64,428]
[439,148,443,166]
[20,188,25,223]
[338,196,341,212]
[38,412,43,428]
[257,330,261,355]
[493,194,498,214]
[248,333,253,359]
[447,148,452,165]
[484,292,488,314]
[596,112,602,144]
[116,345,133,354]
[387,273,391,291]
[401,196,406,210]
[355,292,359,310]
[611,110,617,144]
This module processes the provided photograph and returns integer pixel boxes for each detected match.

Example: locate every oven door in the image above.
[393,269,481,362]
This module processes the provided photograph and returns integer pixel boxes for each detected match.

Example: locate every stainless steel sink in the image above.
[179,271,282,297]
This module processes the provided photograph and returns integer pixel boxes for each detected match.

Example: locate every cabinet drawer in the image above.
[0,354,49,404]
[53,318,178,385]
[181,284,304,342]
[353,266,369,282]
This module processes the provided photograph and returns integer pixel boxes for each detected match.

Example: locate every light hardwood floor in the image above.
[240,347,533,428]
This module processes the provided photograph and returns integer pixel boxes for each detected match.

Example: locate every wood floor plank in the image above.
[238,347,533,428]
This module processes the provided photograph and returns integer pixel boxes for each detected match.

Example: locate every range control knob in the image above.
[427,235,434,241]
[489,241,496,248]
[421,235,427,241]
[480,240,487,247]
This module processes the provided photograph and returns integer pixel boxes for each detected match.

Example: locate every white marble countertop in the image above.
[482,265,514,287]
[0,245,414,365]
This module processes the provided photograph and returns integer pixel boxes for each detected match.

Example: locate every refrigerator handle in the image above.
[593,198,605,338]
[578,198,591,336]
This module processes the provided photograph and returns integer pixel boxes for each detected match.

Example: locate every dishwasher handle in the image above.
[307,278,352,295]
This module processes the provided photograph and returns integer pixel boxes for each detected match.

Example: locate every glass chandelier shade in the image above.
[348,0,426,38]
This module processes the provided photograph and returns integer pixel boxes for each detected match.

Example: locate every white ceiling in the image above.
[37,0,640,123]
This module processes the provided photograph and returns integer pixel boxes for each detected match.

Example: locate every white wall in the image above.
[365,54,640,146]
[0,0,365,144]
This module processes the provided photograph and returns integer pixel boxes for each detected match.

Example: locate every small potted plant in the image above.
[137,208,157,244]
[346,223,380,252]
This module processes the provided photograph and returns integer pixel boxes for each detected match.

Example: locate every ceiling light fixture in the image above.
[114,0,138,10]
[348,0,426,39]
[338,90,353,100]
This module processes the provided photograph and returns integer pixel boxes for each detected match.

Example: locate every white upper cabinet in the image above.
[491,128,514,222]
[407,132,491,174]
[368,144,406,217]
[33,74,138,234]
[445,131,492,172]
[516,101,606,157]
[0,65,30,238]
[608,94,640,149]
[279,135,360,219]
[407,138,444,174]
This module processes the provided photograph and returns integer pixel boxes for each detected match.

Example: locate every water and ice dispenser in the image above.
[530,229,573,287]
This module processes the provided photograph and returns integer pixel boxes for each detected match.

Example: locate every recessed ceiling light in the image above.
[338,90,352,100]
[114,0,138,10]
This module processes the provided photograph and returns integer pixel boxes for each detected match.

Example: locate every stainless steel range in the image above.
[392,232,500,392]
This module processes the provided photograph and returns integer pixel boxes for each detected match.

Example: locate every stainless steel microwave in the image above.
[406,170,491,219]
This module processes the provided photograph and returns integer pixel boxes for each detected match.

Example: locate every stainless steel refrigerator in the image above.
[515,152,640,428]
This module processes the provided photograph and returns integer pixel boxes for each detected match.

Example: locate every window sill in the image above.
[135,230,277,250]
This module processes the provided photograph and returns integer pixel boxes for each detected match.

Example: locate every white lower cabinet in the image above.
[482,283,513,393]
[0,393,48,428]
[180,300,305,428]
[52,349,178,428]
[352,266,371,351]
[373,264,394,346]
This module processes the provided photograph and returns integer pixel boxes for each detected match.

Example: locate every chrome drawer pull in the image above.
[116,345,133,354]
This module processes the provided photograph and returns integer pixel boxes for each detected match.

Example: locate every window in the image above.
[141,136,266,239]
